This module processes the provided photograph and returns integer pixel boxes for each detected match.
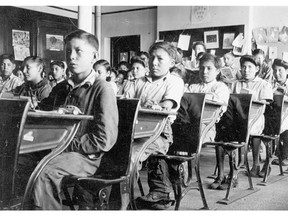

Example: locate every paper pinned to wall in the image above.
[269,46,277,59]
[177,34,191,51]
[13,45,30,61]
[257,44,268,56]
[232,33,245,47]
[282,52,288,62]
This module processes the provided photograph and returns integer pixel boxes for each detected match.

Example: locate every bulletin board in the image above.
[159,24,245,58]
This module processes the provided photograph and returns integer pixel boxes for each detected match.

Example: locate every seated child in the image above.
[13,56,52,107]
[252,49,273,83]
[21,30,118,210]
[49,60,66,88]
[0,54,23,95]
[118,56,147,95]
[124,41,184,209]
[211,55,273,190]
[218,51,241,88]
[184,53,230,143]
[93,59,117,94]
[271,58,288,166]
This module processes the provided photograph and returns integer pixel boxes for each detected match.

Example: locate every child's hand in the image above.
[143,100,162,110]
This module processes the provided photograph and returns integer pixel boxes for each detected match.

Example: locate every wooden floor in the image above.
[134,146,288,210]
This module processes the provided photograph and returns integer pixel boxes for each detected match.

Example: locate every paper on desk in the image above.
[178,34,191,51]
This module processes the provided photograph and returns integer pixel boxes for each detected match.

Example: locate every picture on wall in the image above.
[222,33,235,49]
[12,29,30,48]
[204,30,219,49]
[46,34,64,51]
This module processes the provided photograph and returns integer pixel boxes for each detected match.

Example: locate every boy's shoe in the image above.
[137,191,170,203]
[136,191,173,210]
[258,166,271,178]
[209,177,224,190]
[272,159,288,166]
[217,176,238,190]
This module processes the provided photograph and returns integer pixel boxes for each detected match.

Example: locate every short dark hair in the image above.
[138,51,149,59]
[94,59,111,72]
[148,41,178,62]
[240,55,260,67]
[0,54,15,64]
[50,60,65,69]
[252,49,265,56]
[192,41,207,52]
[23,56,45,72]
[118,61,131,71]
[272,58,288,70]
[199,53,222,69]
[131,56,146,68]
[64,29,99,51]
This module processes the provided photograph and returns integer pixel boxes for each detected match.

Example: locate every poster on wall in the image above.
[222,33,235,49]
[204,30,219,49]
[190,6,210,24]
[266,27,279,43]
[279,26,288,43]
[12,29,30,48]
[13,45,30,61]
[252,27,267,44]
[119,52,128,62]
[178,34,191,51]
[46,34,64,51]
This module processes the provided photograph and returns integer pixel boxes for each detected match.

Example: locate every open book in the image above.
[220,67,234,79]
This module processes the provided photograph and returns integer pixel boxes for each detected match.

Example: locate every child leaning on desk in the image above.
[17,30,118,210]
[211,55,273,190]
[123,41,184,210]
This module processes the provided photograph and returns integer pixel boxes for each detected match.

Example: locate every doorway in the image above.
[110,35,140,68]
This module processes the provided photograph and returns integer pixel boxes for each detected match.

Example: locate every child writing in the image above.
[25,30,118,210]
[124,41,184,209]
[271,59,288,166]
[212,55,273,190]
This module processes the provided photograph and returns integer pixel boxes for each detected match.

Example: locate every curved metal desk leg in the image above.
[21,123,80,209]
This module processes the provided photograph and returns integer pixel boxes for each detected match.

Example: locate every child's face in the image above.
[0,59,15,77]
[273,65,288,84]
[65,38,97,77]
[23,60,42,83]
[223,53,234,67]
[241,61,259,81]
[127,71,134,80]
[94,64,109,80]
[51,65,65,81]
[149,48,174,79]
[116,73,124,84]
[16,70,25,81]
[254,53,265,65]
[131,62,146,79]
[199,60,219,83]
[118,65,128,72]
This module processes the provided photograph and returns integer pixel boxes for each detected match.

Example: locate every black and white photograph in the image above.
[1,1,288,213]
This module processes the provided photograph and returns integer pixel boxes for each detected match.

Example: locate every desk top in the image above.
[27,110,94,121]
[139,108,177,116]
